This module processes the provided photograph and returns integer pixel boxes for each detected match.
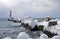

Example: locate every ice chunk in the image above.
[37,21,48,26]
[49,20,56,22]
[40,34,48,39]
[3,37,12,39]
[30,20,38,29]
[37,21,48,30]
[57,20,60,25]
[23,21,32,25]
[17,32,32,39]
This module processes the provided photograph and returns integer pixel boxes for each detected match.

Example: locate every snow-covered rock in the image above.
[57,20,60,25]
[30,20,38,29]
[40,34,48,39]
[21,16,32,26]
[17,32,32,39]
[37,21,48,26]
[22,21,32,25]
[3,37,12,39]
[49,20,57,22]
[37,21,48,30]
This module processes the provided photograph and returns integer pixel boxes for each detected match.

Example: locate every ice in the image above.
[49,20,57,22]
[23,21,32,25]
[37,21,48,26]
[40,34,48,39]
[37,21,48,30]
[30,20,38,29]
[22,16,32,25]
[22,19,38,29]
[57,20,60,25]
[3,37,12,39]
[17,32,32,39]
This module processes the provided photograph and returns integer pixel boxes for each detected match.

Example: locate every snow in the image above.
[30,20,38,29]
[36,19,60,34]
[17,32,32,39]
[37,21,48,26]
[49,20,57,22]
[3,37,12,39]
[22,21,32,25]
[57,20,60,25]
[21,18,60,35]
[21,16,32,25]
[37,21,48,30]
[47,26,57,34]
[22,19,60,34]
[22,19,39,29]
[45,24,60,34]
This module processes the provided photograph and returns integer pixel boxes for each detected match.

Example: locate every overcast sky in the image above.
[0,0,60,18]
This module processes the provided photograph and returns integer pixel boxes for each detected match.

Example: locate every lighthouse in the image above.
[9,10,12,18]
[8,10,14,21]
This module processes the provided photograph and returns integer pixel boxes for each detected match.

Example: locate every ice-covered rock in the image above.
[49,20,57,22]
[21,16,32,25]
[37,21,48,30]
[30,20,38,29]
[37,21,48,26]
[51,35,60,39]
[17,32,32,39]
[3,37,12,39]
[22,21,32,25]
[54,25,60,34]
[45,16,52,21]
[40,34,48,39]
[57,20,60,25]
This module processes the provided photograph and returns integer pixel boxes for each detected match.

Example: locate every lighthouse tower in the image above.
[9,10,12,18]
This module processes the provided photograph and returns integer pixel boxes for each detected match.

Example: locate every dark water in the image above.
[0,18,44,39]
